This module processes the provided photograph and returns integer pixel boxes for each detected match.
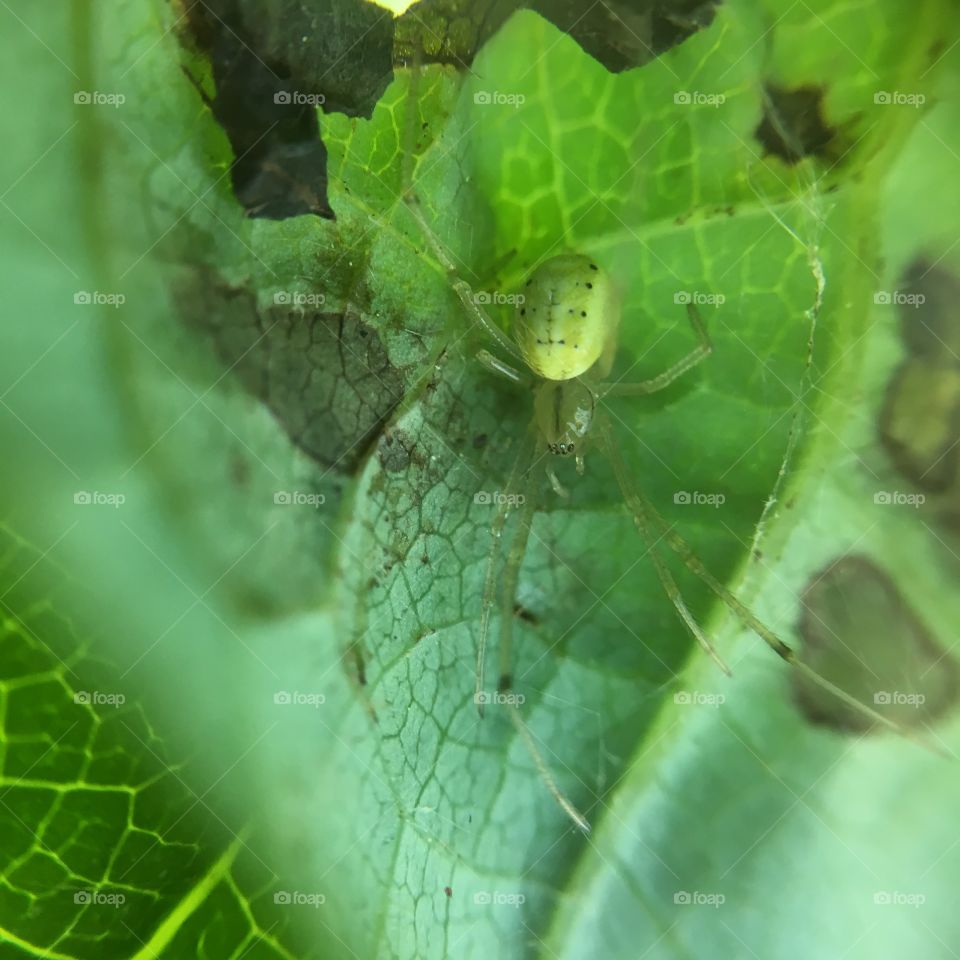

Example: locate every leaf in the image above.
[0,530,318,960]
[3,0,960,958]
[395,0,719,71]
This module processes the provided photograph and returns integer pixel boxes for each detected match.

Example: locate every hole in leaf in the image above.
[755,84,837,164]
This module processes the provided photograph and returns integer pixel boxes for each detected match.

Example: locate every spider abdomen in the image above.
[514,253,617,381]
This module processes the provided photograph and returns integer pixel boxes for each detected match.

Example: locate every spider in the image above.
[356,40,928,828]
[398,187,908,831]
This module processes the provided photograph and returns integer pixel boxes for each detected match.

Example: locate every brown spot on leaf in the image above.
[894,260,960,360]
[879,261,960,499]
[514,603,539,625]
[377,430,415,473]
[793,555,959,733]
[880,358,960,493]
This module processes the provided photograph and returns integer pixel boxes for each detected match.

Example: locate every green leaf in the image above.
[3,0,960,958]
[0,531,314,960]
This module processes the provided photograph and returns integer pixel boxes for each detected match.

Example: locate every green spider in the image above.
[399,187,905,831]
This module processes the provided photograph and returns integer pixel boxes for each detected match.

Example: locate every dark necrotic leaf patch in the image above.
[175,271,404,473]
[792,554,959,733]
[894,259,960,360]
[880,358,960,493]
[879,261,960,495]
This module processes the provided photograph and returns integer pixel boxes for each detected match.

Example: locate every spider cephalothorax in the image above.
[533,377,595,458]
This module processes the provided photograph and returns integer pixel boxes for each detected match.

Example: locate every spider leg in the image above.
[402,194,524,364]
[493,455,593,832]
[492,466,592,833]
[596,304,711,398]
[594,417,939,745]
[507,704,591,833]
[589,413,731,675]
[473,418,591,832]
[547,465,569,498]
[495,478,536,698]
[646,545,733,676]
[394,54,523,366]
[475,424,536,716]
[476,348,529,386]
